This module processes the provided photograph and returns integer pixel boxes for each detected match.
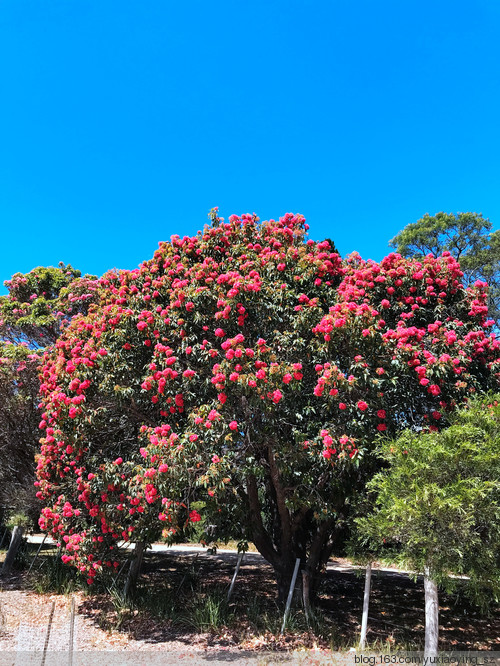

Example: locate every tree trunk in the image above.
[276,561,299,605]
[123,542,145,598]
[359,562,372,649]
[424,567,439,657]
[302,569,311,621]
[1,526,24,576]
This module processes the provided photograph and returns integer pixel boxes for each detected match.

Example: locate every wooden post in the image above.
[41,600,55,666]
[281,558,301,634]
[1,526,24,576]
[68,596,76,666]
[227,552,244,602]
[123,542,145,598]
[28,534,47,574]
[424,567,439,657]
[359,562,372,649]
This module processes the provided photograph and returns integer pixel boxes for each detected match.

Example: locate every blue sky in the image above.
[1,0,499,294]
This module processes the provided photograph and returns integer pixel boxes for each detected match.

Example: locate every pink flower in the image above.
[428,384,441,396]
[339,402,346,410]
[158,464,169,473]
[137,321,147,331]
[114,457,123,465]
[357,401,368,411]
[229,421,238,430]
[283,373,292,384]
[272,389,283,403]
[211,455,220,464]
[214,328,225,337]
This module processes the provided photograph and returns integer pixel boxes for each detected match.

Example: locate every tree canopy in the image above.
[358,396,500,595]
[35,212,500,595]
[390,212,500,326]
[0,263,98,520]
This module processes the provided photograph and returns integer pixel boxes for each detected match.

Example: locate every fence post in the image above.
[28,534,47,574]
[1,526,24,576]
[227,552,244,602]
[281,558,301,634]
[68,596,76,666]
[359,561,372,649]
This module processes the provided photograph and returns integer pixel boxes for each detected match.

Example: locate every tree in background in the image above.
[390,212,500,326]
[35,212,500,601]
[0,264,98,522]
[357,397,500,655]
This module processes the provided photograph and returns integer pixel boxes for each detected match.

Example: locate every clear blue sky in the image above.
[1,0,499,294]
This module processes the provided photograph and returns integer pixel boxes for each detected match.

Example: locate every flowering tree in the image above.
[0,264,98,520]
[35,212,500,599]
[390,211,500,327]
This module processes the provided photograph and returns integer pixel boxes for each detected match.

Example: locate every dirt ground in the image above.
[0,545,499,664]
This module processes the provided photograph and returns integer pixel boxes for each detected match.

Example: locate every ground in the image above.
[0,542,499,663]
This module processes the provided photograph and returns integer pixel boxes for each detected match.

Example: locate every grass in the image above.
[181,589,234,631]
[29,551,81,595]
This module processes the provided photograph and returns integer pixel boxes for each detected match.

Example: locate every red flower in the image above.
[272,389,283,403]
[189,510,202,522]
[357,401,368,411]
[377,409,386,419]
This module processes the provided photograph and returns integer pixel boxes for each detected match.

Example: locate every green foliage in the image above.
[5,511,31,530]
[0,262,99,518]
[181,589,233,631]
[390,212,500,325]
[358,396,500,606]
